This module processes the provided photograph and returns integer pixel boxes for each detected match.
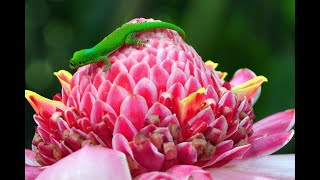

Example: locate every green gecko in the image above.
[69,21,186,70]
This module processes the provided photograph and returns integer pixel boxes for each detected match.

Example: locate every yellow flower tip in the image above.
[53,70,73,83]
[180,87,206,104]
[217,71,228,80]
[255,75,268,84]
[261,76,268,82]
[53,70,73,92]
[179,88,206,125]
[205,60,218,69]
[231,75,268,101]
[25,90,66,114]
[232,76,267,91]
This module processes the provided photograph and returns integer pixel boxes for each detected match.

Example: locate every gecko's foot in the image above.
[141,39,149,46]
[135,39,149,48]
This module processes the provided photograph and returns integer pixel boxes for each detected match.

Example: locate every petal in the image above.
[203,144,251,168]
[112,133,135,158]
[53,70,72,93]
[133,78,158,108]
[113,115,138,141]
[179,88,206,125]
[215,140,233,154]
[176,142,197,164]
[97,80,112,102]
[79,92,96,117]
[154,127,174,142]
[25,165,46,180]
[160,58,174,74]
[129,50,148,62]
[92,71,105,88]
[113,72,136,93]
[229,68,257,86]
[107,85,129,115]
[230,68,262,104]
[216,71,228,80]
[105,61,128,83]
[166,165,213,180]
[139,124,158,135]
[184,76,202,96]
[144,52,157,68]
[146,102,172,123]
[160,114,180,127]
[184,61,194,79]
[231,76,268,101]
[199,69,209,87]
[122,58,138,71]
[79,75,91,97]
[129,61,151,83]
[131,140,165,171]
[167,82,186,101]
[208,154,295,180]
[64,107,79,128]
[120,94,148,131]
[150,65,169,93]
[92,122,112,147]
[135,171,175,180]
[205,85,219,102]
[36,146,132,180]
[182,107,215,138]
[83,84,98,99]
[90,99,117,125]
[218,91,237,109]
[67,86,80,109]
[112,134,149,177]
[77,117,93,134]
[167,49,179,60]
[242,130,294,160]
[253,109,295,136]
[167,83,187,116]
[25,90,66,116]
[166,68,188,90]
[25,149,41,166]
[251,87,261,105]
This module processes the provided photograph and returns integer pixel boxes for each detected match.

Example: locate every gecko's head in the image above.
[69,59,77,69]
[69,49,92,69]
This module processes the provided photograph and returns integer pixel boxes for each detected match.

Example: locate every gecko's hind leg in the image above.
[125,32,149,47]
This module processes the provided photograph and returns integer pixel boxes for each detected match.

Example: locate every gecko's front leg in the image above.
[98,56,111,72]
[104,59,111,72]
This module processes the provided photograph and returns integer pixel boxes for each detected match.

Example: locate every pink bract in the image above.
[25,18,294,180]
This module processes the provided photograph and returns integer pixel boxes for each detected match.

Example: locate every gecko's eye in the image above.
[70,61,75,66]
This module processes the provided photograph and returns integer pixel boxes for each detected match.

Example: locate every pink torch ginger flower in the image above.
[25,18,295,180]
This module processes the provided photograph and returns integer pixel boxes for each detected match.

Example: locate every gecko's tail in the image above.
[129,21,186,40]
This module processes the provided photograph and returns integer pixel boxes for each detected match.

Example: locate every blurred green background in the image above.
[25,0,295,154]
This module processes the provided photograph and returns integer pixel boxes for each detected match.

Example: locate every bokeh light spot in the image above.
[25,0,50,28]
[43,20,73,48]
[25,60,54,91]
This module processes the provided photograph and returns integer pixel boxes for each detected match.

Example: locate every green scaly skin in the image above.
[69,21,186,71]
